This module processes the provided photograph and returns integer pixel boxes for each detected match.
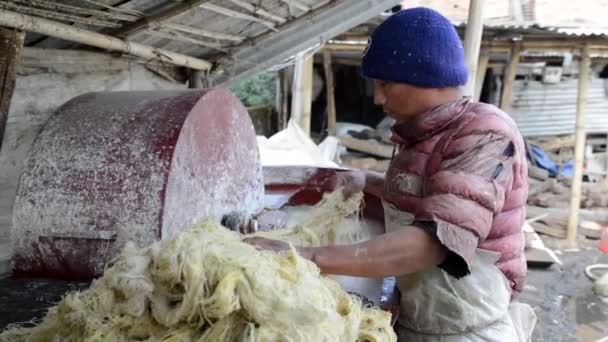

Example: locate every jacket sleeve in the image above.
[414,124,516,278]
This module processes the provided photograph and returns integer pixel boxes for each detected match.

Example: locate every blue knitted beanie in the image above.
[361,7,468,88]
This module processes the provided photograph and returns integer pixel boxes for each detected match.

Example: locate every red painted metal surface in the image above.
[11,89,263,279]
[600,229,608,253]
[263,166,384,222]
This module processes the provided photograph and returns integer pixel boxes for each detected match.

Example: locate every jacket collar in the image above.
[390,97,471,146]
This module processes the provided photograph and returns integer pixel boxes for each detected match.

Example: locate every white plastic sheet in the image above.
[257,119,340,168]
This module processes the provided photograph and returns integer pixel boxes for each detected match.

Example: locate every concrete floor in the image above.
[0,248,607,341]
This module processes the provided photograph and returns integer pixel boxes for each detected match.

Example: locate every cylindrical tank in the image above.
[11,89,264,279]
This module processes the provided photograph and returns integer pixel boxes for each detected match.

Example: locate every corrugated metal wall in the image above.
[509,78,608,137]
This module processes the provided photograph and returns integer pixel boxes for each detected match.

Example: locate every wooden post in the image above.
[0,27,24,151]
[462,0,485,97]
[290,52,313,135]
[474,48,490,101]
[567,45,591,241]
[322,50,337,136]
[500,43,522,112]
[280,69,289,130]
[605,132,608,179]
[188,70,204,89]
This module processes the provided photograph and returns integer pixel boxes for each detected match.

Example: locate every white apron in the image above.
[383,201,537,342]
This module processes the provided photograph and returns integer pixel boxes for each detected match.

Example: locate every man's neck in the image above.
[416,88,463,114]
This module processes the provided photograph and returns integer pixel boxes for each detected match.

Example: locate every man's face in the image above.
[373,80,425,123]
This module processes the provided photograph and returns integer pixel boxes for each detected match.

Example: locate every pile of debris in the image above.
[335,118,396,173]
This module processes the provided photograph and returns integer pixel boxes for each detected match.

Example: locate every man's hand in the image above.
[329,170,366,199]
[243,236,290,253]
[221,211,258,234]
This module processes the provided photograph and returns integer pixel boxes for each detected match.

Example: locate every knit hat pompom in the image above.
[362,7,468,88]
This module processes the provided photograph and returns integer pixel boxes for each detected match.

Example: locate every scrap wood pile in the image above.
[0,191,396,342]
[526,134,608,242]
[335,119,395,173]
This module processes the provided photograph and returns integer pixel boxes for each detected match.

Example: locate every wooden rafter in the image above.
[278,0,311,12]
[162,23,244,42]
[227,0,286,24]
[0,1,121,27]
[143,28,227,51]
[112,0,215,38]
[13,0,141,22]
[200,3,277,31]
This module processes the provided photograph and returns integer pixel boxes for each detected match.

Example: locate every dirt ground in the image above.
[1,249,607,341]
[521,246,608,342]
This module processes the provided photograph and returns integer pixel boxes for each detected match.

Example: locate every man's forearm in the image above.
[363,171,385,199]
[299,226,447,278]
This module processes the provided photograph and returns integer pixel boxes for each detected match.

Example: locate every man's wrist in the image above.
[297,247,316,262]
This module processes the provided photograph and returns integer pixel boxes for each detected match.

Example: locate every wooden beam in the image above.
[322,50,337,136]
[0,27,24,151]
[462,0,485,97]
[291,52,314,135]
[113,0,214,38]
[567,44,591,242]
[0,9,212,70]
[500,42,521,112]
[474,48,490,101]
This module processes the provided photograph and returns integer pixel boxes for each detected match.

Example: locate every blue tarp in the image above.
[530,145,573,178]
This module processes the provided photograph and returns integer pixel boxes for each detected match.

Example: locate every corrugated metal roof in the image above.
[453,20,608,38]
[509,78,608,137]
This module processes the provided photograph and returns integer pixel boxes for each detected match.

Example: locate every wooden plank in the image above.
[526,248,557,268]
[322,50,337,136]
[339,136,394,159]
[580,220,605,239]
[0,27,24,151]
[531,221,566,239]
[568,45,591,241]
[528,165,549,181]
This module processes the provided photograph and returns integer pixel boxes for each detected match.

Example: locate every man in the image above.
[248,7,536,341]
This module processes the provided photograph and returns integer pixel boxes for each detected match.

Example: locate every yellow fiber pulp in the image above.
[0,191,396,342]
